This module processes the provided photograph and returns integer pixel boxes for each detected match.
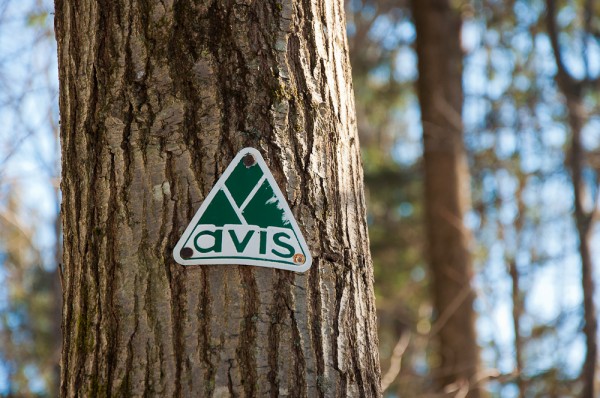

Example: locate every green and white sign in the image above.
[173,147,312,272]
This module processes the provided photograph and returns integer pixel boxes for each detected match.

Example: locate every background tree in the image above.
[546,0,599,396]
[0,186,59,395]
[345,1,429,395]
[412,0,482,396]
[54,0,381,396]
[0,0,61,395]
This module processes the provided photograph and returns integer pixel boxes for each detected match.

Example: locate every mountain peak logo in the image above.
[173,148,312,272]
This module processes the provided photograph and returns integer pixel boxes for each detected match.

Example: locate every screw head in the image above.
[243,153,256,167]
[180,247,193,259]
[293,253,306,264]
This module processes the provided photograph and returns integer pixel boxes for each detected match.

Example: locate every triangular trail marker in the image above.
[173,147,312,272]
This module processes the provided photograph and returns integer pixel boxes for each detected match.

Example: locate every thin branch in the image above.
[429,284,472,337]
[583,0,592,79]
[381,332,411,392]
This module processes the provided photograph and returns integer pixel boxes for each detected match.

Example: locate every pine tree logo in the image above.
[173,148,312,272]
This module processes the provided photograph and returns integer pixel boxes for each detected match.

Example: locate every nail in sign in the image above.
[173,148,312,272]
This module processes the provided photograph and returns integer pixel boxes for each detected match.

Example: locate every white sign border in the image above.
[173,147,313,273]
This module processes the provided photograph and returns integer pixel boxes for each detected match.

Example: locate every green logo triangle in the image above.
[173,148,312,272]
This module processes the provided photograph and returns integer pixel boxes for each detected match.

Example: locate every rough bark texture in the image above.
[53,198,64,394]
[412,0,482,396]
[54,0,380,396]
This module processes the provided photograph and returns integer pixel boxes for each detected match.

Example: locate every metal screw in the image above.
[243,153,256,167]
[293,253,305,264]
[180,247,193,259]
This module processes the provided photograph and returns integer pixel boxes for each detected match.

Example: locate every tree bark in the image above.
[53,191,63,395]
[54,0,380,396]
[412,0,482,396]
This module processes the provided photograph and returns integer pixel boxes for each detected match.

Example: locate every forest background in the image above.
[1,0,599,396]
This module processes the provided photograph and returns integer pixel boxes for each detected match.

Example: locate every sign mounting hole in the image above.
[180,247,193,259]
[243,153,256,167]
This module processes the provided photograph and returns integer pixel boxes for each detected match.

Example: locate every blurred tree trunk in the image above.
[412,0,482,396]
[510,175,527,398]
[54,0,381,396]
[567,101,597,398]
[546,1,598,397]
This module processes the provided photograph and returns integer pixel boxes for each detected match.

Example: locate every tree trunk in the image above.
[509,259,524,397]
[412,1,482,396]
[546,1,598,395]
[510,176,526,398]
[54,0,380,396]
[566,93,597,398]
[53,192,63,395]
